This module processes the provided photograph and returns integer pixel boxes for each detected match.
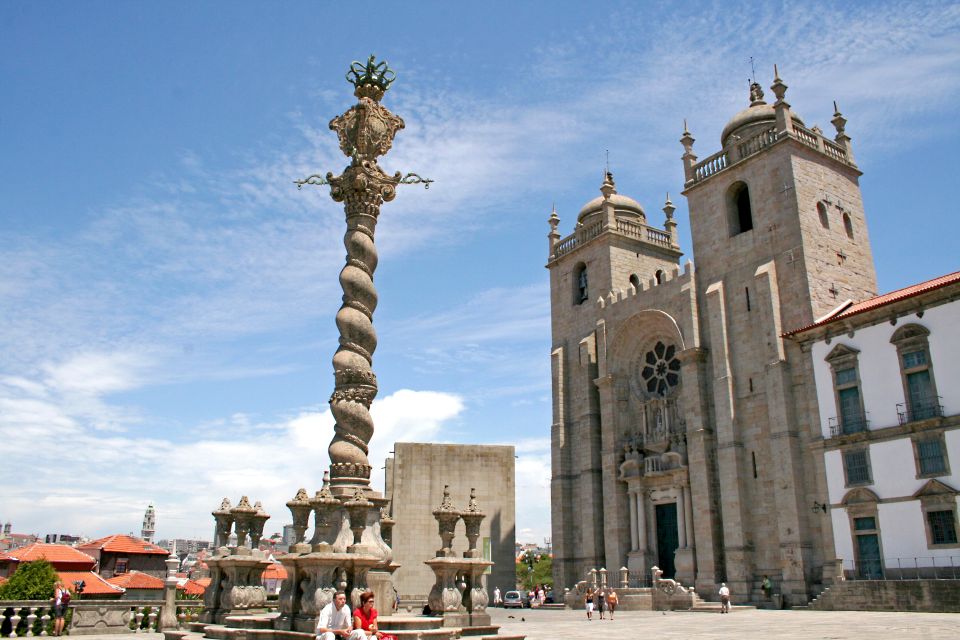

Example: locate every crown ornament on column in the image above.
[346,55,397,100]
[294,55,433,190]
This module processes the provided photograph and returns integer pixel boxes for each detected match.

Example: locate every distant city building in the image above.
[79,534,170,579]
[385,442,516,606]
[158,538,211,560]
[45,533,82,545]
[141,504,156,543]
[0,522,38,552]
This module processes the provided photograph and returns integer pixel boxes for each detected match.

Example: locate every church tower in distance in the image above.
[141,503,156,543]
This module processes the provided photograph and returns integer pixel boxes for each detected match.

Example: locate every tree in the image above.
[515,551,552,592]
[0,560,59,600]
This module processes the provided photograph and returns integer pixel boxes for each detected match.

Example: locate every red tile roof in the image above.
[786,270,960,336]
[261,563,288,580]
[106,571,164,590]
[57,571,125,597]
[78,535,170,556]
[4,543,96,569]
[195,577,212,588]
[178,579,206,596]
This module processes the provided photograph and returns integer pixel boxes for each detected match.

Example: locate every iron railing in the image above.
[839,555,960,581]
[897,397,944,424]
[828,413,870,438]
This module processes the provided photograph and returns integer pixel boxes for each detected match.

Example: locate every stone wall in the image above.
[810,579,960,612]
[385,443,515,606]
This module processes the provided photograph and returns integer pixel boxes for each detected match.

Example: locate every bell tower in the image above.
[680,67,877,602]
[547,172,683,589]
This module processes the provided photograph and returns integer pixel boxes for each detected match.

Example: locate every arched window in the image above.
[655,270,664,285]
[573,263,588,305]
[629,274,640,291]
[727,181,753,236]
[843,212,854,239]
[891,324,940,423]
[818,201,830,228]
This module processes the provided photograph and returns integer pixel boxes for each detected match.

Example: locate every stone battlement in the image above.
[598,260,694,309]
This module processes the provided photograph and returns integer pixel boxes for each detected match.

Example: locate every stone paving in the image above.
[58,607,960,640]
[487,606,960,639]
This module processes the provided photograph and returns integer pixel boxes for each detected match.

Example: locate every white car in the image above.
[503,590,526,608]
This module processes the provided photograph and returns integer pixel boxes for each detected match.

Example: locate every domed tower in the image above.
[547,172,683,589]
[680,69,877,602]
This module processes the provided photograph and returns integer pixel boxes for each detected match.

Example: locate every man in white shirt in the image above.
[315,592,353,640]
[718,583,731,613]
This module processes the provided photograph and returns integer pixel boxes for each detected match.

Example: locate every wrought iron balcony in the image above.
[828,414,870,438]
[897,397,944,424]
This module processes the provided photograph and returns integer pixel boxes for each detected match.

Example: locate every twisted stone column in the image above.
[324,59,405,489]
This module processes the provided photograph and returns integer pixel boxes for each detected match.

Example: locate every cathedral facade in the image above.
[548,71,877,604]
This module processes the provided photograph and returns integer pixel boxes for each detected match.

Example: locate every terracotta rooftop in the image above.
[262,563,288,580]
[178,578,206,596]
[107,570,165,590]
[79,534,170,556]
[57,571,125,596]
[3,543,96,568]
[785,270,960,336]
[195,577,212,588]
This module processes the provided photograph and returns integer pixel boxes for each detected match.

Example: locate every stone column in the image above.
[683,483,694,549]
[677,489,687,549]
[628,490,639,551]
[324,57,407,494]
[704,281,751,597]
[635,492,647,552]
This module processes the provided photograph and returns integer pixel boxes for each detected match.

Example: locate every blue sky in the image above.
[2,1,959,544]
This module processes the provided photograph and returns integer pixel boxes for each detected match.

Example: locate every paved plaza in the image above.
[486,606,960,639]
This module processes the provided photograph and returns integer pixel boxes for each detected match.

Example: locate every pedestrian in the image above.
[719,583,730,613]
[51,581,70,637]
[606,588,618,620]
[596,587,606,619]
[493,586,502,607]
[315,591,353,639]
[761,575,772,600]
[584,588,594,621]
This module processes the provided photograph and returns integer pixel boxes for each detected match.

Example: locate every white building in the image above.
[788,271,960,579]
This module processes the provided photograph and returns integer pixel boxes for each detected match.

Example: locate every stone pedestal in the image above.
[202,550,272,623]
[674,548,695,586]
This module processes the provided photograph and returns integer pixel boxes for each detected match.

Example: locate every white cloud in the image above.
[0,373,465,539]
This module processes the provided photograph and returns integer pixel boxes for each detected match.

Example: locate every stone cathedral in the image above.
[548,70,877,604]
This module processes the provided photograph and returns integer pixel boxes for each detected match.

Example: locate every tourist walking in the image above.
[585,588,594,620]
[52,581,70,637]
[719,583,731,613]
[596,587,606,619]
[315,591,353,639]
[606,589,619,620]
[493,586,502,607]
[761,576,772,600]
[353,590,395,640]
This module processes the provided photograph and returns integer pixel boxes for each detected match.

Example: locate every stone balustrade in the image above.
[552,216,677,261]
[0,600,217,637]
[688,122,852,187]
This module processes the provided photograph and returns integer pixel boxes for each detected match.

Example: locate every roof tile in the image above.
[786,270,960,335]
[78,534,170,556]
[5,543,97,568]
[57,571,125,596]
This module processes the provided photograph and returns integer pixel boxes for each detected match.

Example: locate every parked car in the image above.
[503,590,525,608]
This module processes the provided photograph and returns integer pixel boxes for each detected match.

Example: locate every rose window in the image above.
[641,341,680,396]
